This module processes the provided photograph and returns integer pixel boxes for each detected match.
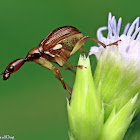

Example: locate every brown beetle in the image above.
[0,26,119,96]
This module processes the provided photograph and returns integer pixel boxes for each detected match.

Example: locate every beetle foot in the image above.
[74,65,87,69]
[106,39,121,47]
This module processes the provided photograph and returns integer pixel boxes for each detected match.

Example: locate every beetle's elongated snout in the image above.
[1,58,27,80]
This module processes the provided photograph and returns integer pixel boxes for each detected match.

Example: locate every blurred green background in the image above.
[0,0,140,139]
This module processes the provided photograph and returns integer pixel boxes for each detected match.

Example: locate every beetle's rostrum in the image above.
[1,58,26,80]
[0,26,118,97]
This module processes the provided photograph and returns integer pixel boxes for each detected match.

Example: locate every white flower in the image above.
[89,12,140,64]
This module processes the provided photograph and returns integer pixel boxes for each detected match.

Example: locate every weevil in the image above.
[0,26,119,97]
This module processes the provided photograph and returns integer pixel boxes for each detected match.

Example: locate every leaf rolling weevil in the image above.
[0,26,119,97]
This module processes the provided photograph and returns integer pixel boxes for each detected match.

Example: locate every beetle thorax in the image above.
[26,46,42,61]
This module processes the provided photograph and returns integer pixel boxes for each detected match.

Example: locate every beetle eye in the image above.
[8,66,14,72]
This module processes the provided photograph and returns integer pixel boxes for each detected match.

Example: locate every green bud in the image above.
[67,55,104,140]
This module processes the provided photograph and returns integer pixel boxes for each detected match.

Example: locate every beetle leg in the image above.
[34,57,55,70]
[79,48,89,53]
[89,37,121,47]
[106,39,121,47]
[34,57,72,96]
[70,36,88,55]
[70,36,121,55]
[55,54,85,69]
[53,67,72,96]
[61,64,76,74]
[70,36,106,55]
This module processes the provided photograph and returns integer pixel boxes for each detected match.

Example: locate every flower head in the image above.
[89,13,140,118]
[67,13,140,140]
[89,12,140,65]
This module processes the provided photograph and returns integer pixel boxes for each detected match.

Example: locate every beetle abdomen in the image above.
[43,26,81,50]
[59,33,83,52]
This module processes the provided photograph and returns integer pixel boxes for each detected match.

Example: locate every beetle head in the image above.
[0,58,27,80]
